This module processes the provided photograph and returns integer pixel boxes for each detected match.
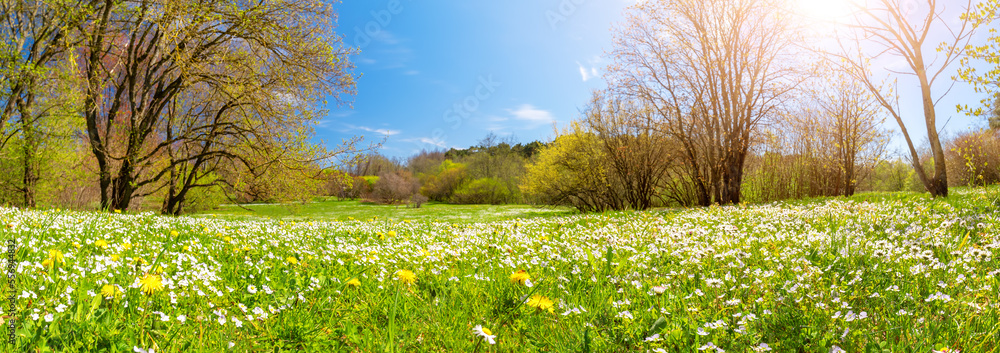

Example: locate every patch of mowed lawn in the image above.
[0,186,998,351]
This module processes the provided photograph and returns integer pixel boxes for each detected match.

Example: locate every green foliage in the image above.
[419,159,468,202]
[521,124,614,212]
[450,177,512,205]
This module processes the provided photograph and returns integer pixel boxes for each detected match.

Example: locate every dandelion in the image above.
[139,274,164,295]
[510,270,531,285]
[286,257,298,265]
[346,278,361,287]
[48,249,65,264]
[472,325,496,345]
[101,284,123,299]
[396,270,417,285]
[94,239,108,249]
[526,294,553,311]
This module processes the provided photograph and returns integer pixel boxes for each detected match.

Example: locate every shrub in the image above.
[945,129,1000,187]
[371,171,418,205]
[451,178,511,205]
[419,159,467,202]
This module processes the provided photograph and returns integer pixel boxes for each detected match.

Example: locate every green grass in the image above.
[196,199,577,223]
[1,186,999,352]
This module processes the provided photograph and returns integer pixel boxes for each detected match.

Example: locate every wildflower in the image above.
[95,239,108,249]
[396,270,417,285]
[933,348,960,353]
[346,278,361,287]
[101,284,123,299]
[652,285,667,295]
[41,258,54,268]
[645,333,661,342]
[44,313,53,322]
[526,294,554,311]
[616,310,634,321]
[286,257,298,265]
[698,342,724,352]
[247,285,257,294]
[510,270,531,285]
[830,346,845,353]
[133,347,154,353]
[753,343,773,352]
[48,249,65,264]
[139,274,164,295]
[472,325,496,345]
[177,315,186,324]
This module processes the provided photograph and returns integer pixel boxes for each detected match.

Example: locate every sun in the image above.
[793,0,854,25]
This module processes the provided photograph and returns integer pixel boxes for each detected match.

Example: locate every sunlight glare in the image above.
[794,0,854,26]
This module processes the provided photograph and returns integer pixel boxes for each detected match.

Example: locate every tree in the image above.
[77,0,358,211]
[798,73,889,196]
[582,90,675,210]
[521,122,620,212]
[608,0,805,205]
[832,0,979,198]
[0,0,89,207]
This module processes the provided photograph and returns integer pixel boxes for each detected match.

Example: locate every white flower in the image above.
[645,333,661,342]
[472,325,496,345]
[698,341,724,352]
[55,304,67,313]
[217,315,226,326]
[133,347,154,353]
[233,317,243,328]
[177,315,187,324]
[524,278,533,288]
[247,285,257,294]
[44,313,54,322]
[830,345,845,353]
[616,310,634,320]
[228,342,235,348]
[753,343,772,352]
[697,327,709,336]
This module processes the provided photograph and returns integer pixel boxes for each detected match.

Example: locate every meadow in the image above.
[0,188,999,352]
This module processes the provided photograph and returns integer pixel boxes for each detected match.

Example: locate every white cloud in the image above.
[577,61,599,82]
[344,124,400,136]
[509,104,556,123]
[401,137,447,148]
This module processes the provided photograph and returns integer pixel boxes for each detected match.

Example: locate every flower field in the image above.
[2,188,1000,352]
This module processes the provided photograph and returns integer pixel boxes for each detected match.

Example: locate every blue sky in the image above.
[322,0,994,160]
[323,0,631,158]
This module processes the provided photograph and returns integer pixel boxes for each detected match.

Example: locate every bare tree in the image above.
[583,90,675,210]
[608,0,806,205]
[830,0,979,197]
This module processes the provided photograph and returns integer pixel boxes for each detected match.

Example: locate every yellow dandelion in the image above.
[387,230,397,237]
[286,257,299,265]
[510,270,531,285]
[94,239,108,249]
[346,278,361,287]
[48,249,64,264]
[170,230,179,237]
[41,258,53,268]
[526,294,553,311]
[396,270,417,285]
[139,274,163,295]
[101,284,123,299]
